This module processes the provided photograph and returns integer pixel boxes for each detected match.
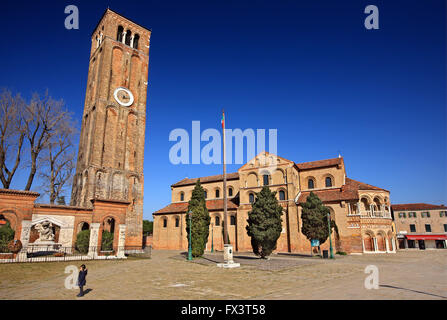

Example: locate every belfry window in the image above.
[117,26,124,42]
[175,218,179,228]
[133,34,140,49]
[325,177,333,187]
[228,187,233,197]
[163,218,167,228]
[125,30,132,46]
[215,189,220,198]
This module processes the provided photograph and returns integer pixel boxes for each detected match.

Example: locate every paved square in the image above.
[0,250,446,299]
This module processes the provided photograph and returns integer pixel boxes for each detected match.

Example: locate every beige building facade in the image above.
[153,153,396,254]
[392,203,447,250]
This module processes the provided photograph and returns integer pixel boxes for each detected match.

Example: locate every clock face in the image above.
[113,87,134,107]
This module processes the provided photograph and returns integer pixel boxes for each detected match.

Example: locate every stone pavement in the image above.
[0,249,446,300]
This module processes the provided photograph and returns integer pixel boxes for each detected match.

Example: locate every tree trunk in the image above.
[24,152,37,190]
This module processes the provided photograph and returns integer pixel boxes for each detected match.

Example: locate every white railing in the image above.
[358,210,392,219]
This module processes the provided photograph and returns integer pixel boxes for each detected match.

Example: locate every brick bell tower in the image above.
[71,9,151,247]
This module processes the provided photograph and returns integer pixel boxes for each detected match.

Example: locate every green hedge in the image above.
[75,230,90,254]
[101,230,114,251]
[0,222,15,253]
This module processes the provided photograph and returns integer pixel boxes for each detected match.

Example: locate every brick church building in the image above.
[153,153,397,254]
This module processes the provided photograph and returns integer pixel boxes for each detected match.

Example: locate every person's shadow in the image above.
[83,288,93,296]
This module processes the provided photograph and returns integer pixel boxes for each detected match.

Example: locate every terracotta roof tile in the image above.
[154,199,239,215]
[0,189,40,196]
[298,188,358,203]
[171,172,239,187]
[297,177,388,203]
[295,158,342,170]
[344,178,388,192]
[391,203,447,211]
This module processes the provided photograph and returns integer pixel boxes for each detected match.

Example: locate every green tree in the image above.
[101,230,114,251]
[300,192,336,247]
[185,180,210,257]
[75,229,90,254]
[0,222,15,252]
[246,186,283,258]
[143,220,153,235]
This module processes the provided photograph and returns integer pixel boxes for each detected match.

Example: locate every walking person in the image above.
[76,264,88,297]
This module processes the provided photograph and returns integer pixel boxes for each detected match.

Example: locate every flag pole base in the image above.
[217,262,240,268]
[217,244,240,268]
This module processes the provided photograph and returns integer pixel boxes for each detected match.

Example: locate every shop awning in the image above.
[406,234,447,240]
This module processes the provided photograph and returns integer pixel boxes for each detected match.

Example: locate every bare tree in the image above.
[0,89,26,189]
[38,118,77,204]
[23,91,69,191]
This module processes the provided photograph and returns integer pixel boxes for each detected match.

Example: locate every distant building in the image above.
[153,153,396,254]
[392,203,447,249]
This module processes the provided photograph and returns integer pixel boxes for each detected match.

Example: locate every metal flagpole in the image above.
[222,109,228,246]
[217,110,239,268]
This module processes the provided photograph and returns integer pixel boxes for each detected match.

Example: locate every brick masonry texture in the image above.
[70,9,151,247]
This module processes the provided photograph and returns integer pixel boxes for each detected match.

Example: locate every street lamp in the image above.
[327,212,334,259]
[211,222,214,253]
[188,210,192,261]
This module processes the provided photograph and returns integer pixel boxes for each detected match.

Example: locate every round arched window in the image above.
[249,193,255,204]
[308,178,315,189]
[279,190,286,200]
[325,177,333,187]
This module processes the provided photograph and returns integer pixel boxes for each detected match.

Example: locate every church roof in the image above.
[298,188,358,203]
[297,177,388,203]
[171,156,343,187]
[171,172,239,187]
[391,203,447,211]
[344,178,389,192]
[295,157,342,170]
[154,199,239,215]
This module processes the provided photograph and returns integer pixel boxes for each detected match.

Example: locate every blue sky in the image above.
[1,0,446,219]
